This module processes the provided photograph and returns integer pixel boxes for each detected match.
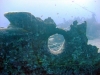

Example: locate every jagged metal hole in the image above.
[48,34,65,55]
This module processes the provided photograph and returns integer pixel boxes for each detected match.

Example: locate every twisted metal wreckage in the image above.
[0,12,100,75]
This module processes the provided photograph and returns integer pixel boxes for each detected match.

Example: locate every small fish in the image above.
[72,1,74,2]
[71,16,73,17]
[57,13,59,15]
[41,15,43,17]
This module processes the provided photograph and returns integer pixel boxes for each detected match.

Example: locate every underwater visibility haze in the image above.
[0,0,100,75]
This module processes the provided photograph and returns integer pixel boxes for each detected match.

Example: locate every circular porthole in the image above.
[48,34,65,55]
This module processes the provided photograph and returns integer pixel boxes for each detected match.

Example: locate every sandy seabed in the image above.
[88,38,100,53]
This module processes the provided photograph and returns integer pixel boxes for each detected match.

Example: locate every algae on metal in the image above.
[0,12,100,75]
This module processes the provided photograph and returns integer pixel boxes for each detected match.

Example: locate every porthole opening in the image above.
[48,34,65,55]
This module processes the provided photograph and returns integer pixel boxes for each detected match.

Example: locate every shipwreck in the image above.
[0,12,100,75]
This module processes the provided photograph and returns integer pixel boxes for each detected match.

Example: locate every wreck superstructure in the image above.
[0,12,100,75]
